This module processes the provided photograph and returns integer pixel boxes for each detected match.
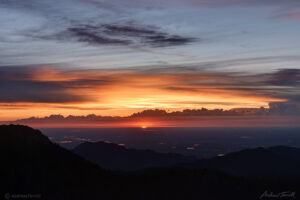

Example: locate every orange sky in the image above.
[8,116,300,128]
[0,67,286,121]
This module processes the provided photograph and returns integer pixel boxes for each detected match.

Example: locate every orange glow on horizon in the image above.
[131,121,154,129]
[0,67,286,121]
[6,116,300,128]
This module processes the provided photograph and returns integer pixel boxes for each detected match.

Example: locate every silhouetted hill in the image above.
[72,141,196,170]
[268,146,300,162]
[0,125,299,200]
[179,146,300,179]
[0,125,114,199]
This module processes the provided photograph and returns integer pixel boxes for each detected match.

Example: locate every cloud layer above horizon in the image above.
[0,66,299,120]
[0,0,299,120]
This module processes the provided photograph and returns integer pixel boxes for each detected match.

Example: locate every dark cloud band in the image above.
[0,66,299,112]
[48,23,196,48]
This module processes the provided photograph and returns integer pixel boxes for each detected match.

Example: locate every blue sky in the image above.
[1,0,299,71]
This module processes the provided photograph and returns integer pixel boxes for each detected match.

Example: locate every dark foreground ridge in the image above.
[72,141,196,171]
[0,125,299,200]
[178,146,300,179]
[72,140,300,177]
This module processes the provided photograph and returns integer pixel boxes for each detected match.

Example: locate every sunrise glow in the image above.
[0,67,287,121]
[0,0,299,123]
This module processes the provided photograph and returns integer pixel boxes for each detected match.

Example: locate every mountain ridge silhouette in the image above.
[178,146,300,179]
[1,124,299,200]
[72,141,196,171]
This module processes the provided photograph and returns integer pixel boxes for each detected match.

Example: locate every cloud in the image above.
[0,65,299,117]
[64,25,131,45]
[84,0,300,7]
[0,0,197,55]
[44,23,196,48]
[266,69,300,86]
[269,102,300,115]
[269,2,300,21]
[1,0,300,71]
[0,80,86,103]
[0,67,112,103]
[0,66,230,104]
[285,13,300,21]
[12,104,299,125]
[262,69,300,110]
[273,12,300,21]
[133,56,300,74]
[194,0,300,7]
[134,66,300,108]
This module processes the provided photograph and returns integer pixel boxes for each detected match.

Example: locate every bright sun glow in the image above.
[139,122,153,129]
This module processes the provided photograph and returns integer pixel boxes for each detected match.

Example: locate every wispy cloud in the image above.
[265,69,300,86]
[273,12,300,21]
[84,0,300,7]
[0,67,113,103]
[45,23,196,47]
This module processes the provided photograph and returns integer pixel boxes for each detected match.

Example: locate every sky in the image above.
[0,0,300,121]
